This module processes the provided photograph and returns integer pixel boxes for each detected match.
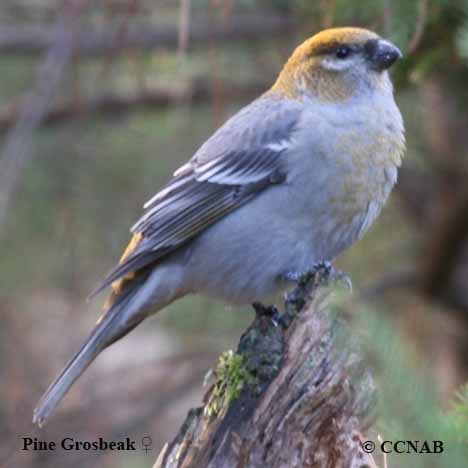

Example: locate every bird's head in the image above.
[271,27,402,102]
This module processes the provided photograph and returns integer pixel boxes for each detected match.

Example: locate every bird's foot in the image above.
[280,261,353,326]
[252,302,288,329]
[253,263,352,331]
[282,261,353,292]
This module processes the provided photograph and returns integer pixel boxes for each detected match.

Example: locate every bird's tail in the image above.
[33,291,142,427]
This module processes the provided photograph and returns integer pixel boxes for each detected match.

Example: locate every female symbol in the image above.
[141,436,152,454]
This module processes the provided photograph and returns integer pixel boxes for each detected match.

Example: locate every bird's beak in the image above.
[366,39,402,71]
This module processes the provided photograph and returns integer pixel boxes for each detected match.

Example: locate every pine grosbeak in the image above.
[34,27,405,426]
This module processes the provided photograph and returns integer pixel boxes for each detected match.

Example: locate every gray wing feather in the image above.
[95,97,301,293]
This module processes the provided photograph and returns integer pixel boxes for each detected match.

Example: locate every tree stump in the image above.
[154,270,377,468]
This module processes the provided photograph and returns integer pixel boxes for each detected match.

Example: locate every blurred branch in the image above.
[98,0,141,81]
[411,76,468,312]
[155,274,376,468]
[178,0,191,58]
[0,2,87,232]
[408,0,428,54]
[422,190,468,300]
[320,0,336,29]
[382,0,393,36]
[0,80,268,132]
[0,15,295,57]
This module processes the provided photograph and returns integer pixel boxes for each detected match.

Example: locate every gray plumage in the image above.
[33,28,405,427]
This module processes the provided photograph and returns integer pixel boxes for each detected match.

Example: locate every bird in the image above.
[33,27,405,426]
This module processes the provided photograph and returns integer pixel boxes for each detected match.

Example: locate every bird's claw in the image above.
[281,261,331,285]
[281,261,352,291]
[254,263,352,331]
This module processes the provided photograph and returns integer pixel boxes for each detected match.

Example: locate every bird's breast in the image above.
[331,108,403,241]
[288,95,404,257]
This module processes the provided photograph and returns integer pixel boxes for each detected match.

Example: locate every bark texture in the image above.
[154,272,377,468]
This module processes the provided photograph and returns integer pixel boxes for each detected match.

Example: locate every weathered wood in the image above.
[154,271,377,468]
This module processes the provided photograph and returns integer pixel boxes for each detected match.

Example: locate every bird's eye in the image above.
[335,46,351,59]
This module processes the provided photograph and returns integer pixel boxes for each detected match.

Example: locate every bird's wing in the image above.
[92,97,302,301]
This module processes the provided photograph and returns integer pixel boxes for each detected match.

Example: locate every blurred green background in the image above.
[1,1,468,467]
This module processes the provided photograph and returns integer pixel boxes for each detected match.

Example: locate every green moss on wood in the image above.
[205,350,258,417]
